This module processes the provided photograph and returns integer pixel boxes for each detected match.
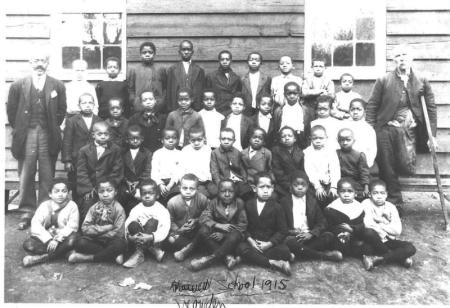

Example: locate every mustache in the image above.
[34,65,46,70]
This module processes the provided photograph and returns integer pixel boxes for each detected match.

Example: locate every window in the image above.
[52,0,126,80]
[304,0,386,80]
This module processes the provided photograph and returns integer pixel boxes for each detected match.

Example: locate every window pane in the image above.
[356,43,375,66]
[312,43,332,66]
[103,46,122,68]
[334,19,353,40]
[333,43,353,66]
[356,17,375,40]
[82,46,101,69]
[103,13,122,44]
[62,47,80,69]
[83,13,103,45]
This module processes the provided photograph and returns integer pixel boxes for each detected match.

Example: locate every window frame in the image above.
[304,0,386,80]
[50,0,126,81]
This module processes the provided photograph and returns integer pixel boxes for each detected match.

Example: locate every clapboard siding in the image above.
[387,0,450,11]
[387,11,450,35]
[127,0,304,14]
[127,14,304,38]
[5,15,51,38]
[127,37,304,62]
[386,37,450,60]
[6,39,53,61]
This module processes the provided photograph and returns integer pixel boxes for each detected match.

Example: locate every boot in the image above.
[23,254,49,267]
[225,255,241,270]
[269,259,291,276]
[123,248,144,268]
[67,251,93,263]
[362,255,384,271]
[190,255,216,271]
[321,250,343,262]
[403,257,413,268]
[173,242,194,262]
[148,247,165,262]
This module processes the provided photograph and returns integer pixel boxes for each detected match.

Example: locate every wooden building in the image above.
[4,0,450,201]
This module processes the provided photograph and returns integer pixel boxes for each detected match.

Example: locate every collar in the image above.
[179,108,193,115]
[259,112,272,119]
[32,72,47,80]
[219,145,234,153]
[182,60,192,65]
[229,113,242,119]
[94,141,107,149]
[219,66,232,74]
[281,73,293,79]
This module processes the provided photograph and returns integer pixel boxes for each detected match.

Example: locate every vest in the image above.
[29,85,47,128]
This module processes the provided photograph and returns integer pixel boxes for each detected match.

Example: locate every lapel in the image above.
[86,143,98,166]
[247,199,260,223]
[43,76,52,107]
[133,147,147,171]
[175,62,184,85]
[256,72,266,95]
[258,199,272,220]
[123,150,135,173]
[188,62,199,84]
[284,196,294,229]
[22,77,33,108]
[250,148,264,163]
[305,192,316,224]
[242,73,251,92]
[98,143,113,161]
[76,115,90,133]
[241,147,250,162]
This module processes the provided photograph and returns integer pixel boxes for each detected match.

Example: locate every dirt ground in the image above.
[3,192,450,305]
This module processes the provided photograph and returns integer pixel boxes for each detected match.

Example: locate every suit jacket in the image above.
[76,142,124,196]
[165,108,205,146]
[128,111,166,152]
[221,114,254,150]
[241,147,273,185]
[7,75,67,159]
[122,146,152,183]
[62,114,101,163]
[206,68,242,115]
[165,61,205,112]
[210,146,247,184]
[251,112,276,147]
[366,69,437,152]
[167,192,209,235]
[241,71,271,115]
[200,198,248,236]
[244,198,287,245]
[280,192,327,238]
[272,145,305,196]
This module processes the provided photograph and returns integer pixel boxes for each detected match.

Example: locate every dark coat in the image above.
[62,114,101,163]
[165,62,205,112]
[7,75,66,159]
[241,71,271,115]
[221,114,254,150]
[200,198,248,236]
[122,146,152,183]
[206,68,242,115]
[127,111,166,152]
[210,146,247,185]
[279,192,328,238]
[244,198,288,245]
[271,145,305,196]
[366,69,437,152]
[76,142,124,196]
[251,112,276,147]
[241,146,273,185]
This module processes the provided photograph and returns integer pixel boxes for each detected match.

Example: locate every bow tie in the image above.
[143,112,158,123]
[181,109,193,115]
[96,143,107,149]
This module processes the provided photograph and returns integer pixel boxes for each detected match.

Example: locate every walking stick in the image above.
[420,96,449,231]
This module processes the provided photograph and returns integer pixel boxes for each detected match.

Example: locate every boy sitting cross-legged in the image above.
[190,179,247,271]
[164,174,210,262]
[122,179,170,268]
[236,172,292,276]
[280,171,343,262]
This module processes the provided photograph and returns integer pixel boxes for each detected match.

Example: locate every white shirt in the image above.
[199,109,225,148]
[249,71,260,108]
[151,147,182,185]
[32,73,47,91]
[335,91,361,113]
[258,112,271,134]
[256,200,266,216]
[130,148,139,160]
[249,148,257,160]
[65,80,99,114]
[292,195,309,232]
[182,61,191,74]
[180,144,212,182]
[226,114,243,151]
[95,142,106,159]
[124,202,170,243]
[81,115,93,131]
[304,145,341,190]
[362,199,402,242]
[280,102,304,133]
[271,74,303,107]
